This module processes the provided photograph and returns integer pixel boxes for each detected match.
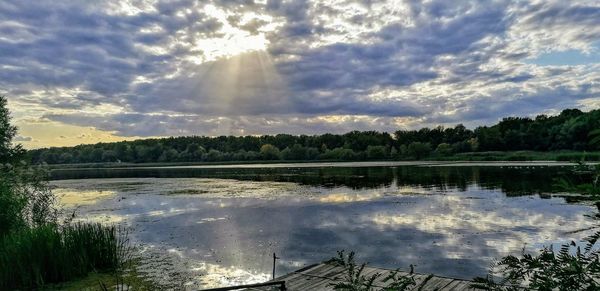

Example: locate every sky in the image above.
[1,0,599,149]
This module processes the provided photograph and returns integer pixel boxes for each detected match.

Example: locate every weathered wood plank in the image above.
[439,280,475,291]
[418,276,454,290]
[254,262,477,291]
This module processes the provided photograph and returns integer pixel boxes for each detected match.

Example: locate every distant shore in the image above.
[44,150,600,169]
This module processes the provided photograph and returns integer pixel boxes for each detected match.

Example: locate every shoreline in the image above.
[46,159,595,171]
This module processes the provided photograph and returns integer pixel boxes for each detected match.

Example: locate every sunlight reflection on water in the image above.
[51,165,599,287]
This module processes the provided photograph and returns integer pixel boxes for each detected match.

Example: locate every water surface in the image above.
[50,163,599,288]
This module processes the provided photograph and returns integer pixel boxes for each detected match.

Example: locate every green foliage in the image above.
[0,96,133,290]
[472,231,600,291]
[0,164,57,236]
[396,109,600,152]
[24,108,600,164]
[406,142,432,159]
[589,129,600,149]
[435,143,453,156]
[328,251,415,291]
[556,153,600,161]
[260,144,281,160]
[0,96,24,163]
[0,223,130,290]
[321,147,358,160]
[366,145,388,160]
[281,144,309,160]
[0,97,57,236]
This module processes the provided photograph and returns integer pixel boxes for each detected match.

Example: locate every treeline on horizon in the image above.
[27,108,600,164]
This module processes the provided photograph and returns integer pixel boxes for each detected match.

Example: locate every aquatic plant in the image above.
[0,223,131,289]
[328,250,415,291]
[472,231,600,291]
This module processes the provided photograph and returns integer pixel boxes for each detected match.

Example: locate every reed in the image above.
[0,223,130,289]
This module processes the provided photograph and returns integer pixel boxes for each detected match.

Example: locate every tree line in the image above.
[27,108,600,164]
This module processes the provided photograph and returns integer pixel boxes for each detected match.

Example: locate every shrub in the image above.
[328,251,415,291]
[0,163,56,237]
[472,231,600,290]
[0,223,130,289]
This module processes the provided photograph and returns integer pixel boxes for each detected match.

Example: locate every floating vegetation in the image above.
[166,189,211,195]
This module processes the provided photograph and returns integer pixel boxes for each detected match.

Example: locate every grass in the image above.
[0,223,130,290]
[435,150,600,162]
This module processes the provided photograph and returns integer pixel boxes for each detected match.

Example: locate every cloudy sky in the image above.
[2,0,599,148]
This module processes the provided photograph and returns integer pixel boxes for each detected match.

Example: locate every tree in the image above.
[282,144,307,160]
[0,97,56,236]
[260,144,281,160]
[306,147,320,160]
[366,145,388,159]
[390,147,399,159]
[205,149,224,161]
[158,148,179,162]
[435,143,453,156]
[407,142,432,160]
[24,108,600,164]
[0,96,23,163]
[588,129,600,149]
[321,147,357,160]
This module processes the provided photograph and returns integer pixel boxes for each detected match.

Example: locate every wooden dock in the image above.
[245,262,476,290]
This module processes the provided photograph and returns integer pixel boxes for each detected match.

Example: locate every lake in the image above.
[49,162,599,288]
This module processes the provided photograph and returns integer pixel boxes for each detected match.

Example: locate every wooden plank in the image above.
[284,272,334,291]
[302,264,344,279]
[409,273,434,289]
[291,276,332,291]
[418,276,454,290]
[264,262,478,291]
[371,269,411,287]
[439,280,474,291]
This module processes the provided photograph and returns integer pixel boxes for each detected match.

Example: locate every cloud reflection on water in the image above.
[51,171,599,286]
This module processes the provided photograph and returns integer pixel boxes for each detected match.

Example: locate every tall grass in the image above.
[0,223,130,290]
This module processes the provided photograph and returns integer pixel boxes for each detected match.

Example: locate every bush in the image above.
[0,164,56,237]
[328,250,415,291]
[472,232,600,290]
[0,223,129,289]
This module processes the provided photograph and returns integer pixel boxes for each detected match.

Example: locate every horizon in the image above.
[23,107,594,150]
[2,1,600,149]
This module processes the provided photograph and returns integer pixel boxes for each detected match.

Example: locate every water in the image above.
[50,162,599,288]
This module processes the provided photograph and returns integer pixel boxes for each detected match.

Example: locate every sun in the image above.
[196,32,269,62]
[197,5,278,62]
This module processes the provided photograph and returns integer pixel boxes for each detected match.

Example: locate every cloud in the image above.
[1,0,599,142]
[14,135,32,142]
[45,112,409,137]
